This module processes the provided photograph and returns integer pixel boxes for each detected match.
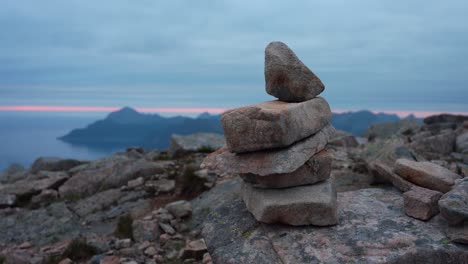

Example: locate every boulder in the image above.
[424,114,468,125]
[168,133,224,158]
[456,132,468,154]
[31,157,87,173]
[222,97,331,153]
[438,178,468,225]
[0,174,69,198]
[328,130,359,148]
[31,189,58,206]
[372,162,415,192]
[0,163,26,183]
[132,219,160,242]
[403,186,443,221]
[362,119,422,140]
[242,178,337,226]
[58,156,172,197]
[182,239,208,260]
[264,41,324,102]
[165,200,192,218]
[191,179,468,264]
[0,193,16,208]
[240,149,331,188]
[70,189,122,217]
[409,130,456,159]
[201,124,335,176]
[394,159,462,193]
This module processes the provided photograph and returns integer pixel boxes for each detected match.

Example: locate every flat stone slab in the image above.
[265,41,325,102]
[403,186,443,221]
[394,159,462,193]
[201,124,335,176]
[222,97,331,153]
[240,149,331,188]
[242,178,337,226]
[191,179,468,264]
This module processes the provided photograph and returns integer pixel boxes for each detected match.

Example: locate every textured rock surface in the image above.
[58,156,172,197]
[328,130,359,148]
[438,178,468,225]
[0,193,16,208]
[31,157,87,173]
[191,179,468,264]
[201,124,335,176]
[395,159,462,193]
[403,186,443,220]
[265,41,324,102]
[168,133,225,158]
[456,132,468,154]
[409,130,456,160]
[372,162,416,192]
[222,97,331,153]
[362,119,422,140]
[240,149,331,188]
[242,178,337,226]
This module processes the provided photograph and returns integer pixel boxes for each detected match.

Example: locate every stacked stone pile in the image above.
[202,41,338,226]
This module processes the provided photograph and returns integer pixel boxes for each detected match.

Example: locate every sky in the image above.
[0,1,467,117]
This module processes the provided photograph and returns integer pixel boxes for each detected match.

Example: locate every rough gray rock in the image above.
[409,130,457,160]
[71,189,122,217]
[165,200,192,218]
[240,149,331,188]
[456,132,468,154]
[362,119,422,140]
[264,41,324,102]
[394,159,462,193]
[0,174,68,199]
[58,156,172,197]
[403,186,443,221]
[438,178,468,225]
[0,163,26,183]
[372,162,415,192]
[191,179,468,264]
[0,193,16,208]
[201,124,335,176]
[242,178,337,226]
[222,97,331,153]
[31,157,87,173]
[424,114,468,125]
[328,130,359,148]
[168,133,224,158]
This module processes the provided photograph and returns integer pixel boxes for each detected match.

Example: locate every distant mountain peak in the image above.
[107,107,143,124]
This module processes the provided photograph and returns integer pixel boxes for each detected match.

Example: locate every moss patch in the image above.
[114,214,134,240]
[179,166,206,199]
[61,239,98,262]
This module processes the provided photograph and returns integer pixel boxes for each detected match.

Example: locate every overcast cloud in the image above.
[0,1,467,112]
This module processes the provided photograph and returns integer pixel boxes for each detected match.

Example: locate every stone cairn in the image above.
[201,41,338,226]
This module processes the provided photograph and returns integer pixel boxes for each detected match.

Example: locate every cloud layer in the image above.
[1,1,467,112]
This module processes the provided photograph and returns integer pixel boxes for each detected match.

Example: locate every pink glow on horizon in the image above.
[0,105,466,117]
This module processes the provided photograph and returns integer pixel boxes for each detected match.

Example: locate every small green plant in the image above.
[114,214,134,240]
[154,152,170,160]
[196,145,215,153]
[61,239,98,262]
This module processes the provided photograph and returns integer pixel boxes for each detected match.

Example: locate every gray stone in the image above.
[265,41,324,102]
[242,178,337,226]
[0,193,16,208]
[168,133,225,158]
[240,149,331,188]
[394,159,462,193]
[133,219,160,242]
[31,189,58,206]
[328,130,359,148]
[409,130,456,160]
[456,131,468,154]
[446,222,468,244]
[191,179,468,264]
[0,174,68,198]
[165,200,192,218]
[0,163,26,183]
[372,161,416,192]
[438,178,468,225]
[58,156,172,197]
[403,186,443,221]
[222,97,331,153]
[201,124,335,176]
[154,179,176,193]
[158,222,176,235]
[362,119,422,140]
[70,189,122,217]
[182,239,208,260]
[31,157,87,173]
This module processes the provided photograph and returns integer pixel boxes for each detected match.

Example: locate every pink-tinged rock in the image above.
[394,159,462,193]
[438,178,468,225]
[371,161,416,192]
[222,97,331,153]
[99,256,120,264]
[403,186,443,221]
[265,41,325,102]
[201,124,335,176]
[240,149,331,188]
[182,239,208,260]
[242,178,337,226]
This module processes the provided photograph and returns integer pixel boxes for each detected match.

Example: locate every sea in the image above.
[0,112,121,172]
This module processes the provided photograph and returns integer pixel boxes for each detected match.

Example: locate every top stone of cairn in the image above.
[265,41,324,102]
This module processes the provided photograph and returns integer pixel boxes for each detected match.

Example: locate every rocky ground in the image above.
[0,115,467,263]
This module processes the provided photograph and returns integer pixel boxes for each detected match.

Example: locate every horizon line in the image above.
[0,105,467,118]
